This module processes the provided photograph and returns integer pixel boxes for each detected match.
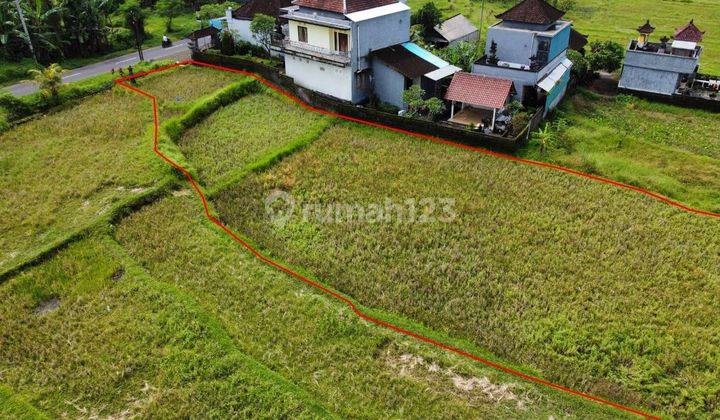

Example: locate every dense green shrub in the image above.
[235,40,267,58]
[109,28,136,49]
[220,31,235,56]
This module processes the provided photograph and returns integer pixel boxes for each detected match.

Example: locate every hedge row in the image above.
[164,78,263,142]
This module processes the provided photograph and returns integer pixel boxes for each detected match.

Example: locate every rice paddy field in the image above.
[408,0,720,74]
[177,91,332,189]
[0,65,243,276]
[2,62,719,418]
[216,122,720,417]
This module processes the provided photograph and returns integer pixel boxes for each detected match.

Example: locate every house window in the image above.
[536,37,551,66]
[334,32,349,52]
[297,26,308,43]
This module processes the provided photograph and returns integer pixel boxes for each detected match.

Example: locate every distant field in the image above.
[136,65,243,119]
[408,0,720,74]
[216,122,720,417]
[521,90,720,212]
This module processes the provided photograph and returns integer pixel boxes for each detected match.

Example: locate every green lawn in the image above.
[177,91,332,189]
[215,122,720,418]
[408,0,720,74]
[521,90,720,212]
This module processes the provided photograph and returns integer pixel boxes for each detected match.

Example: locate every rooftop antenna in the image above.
[13,0,38,64]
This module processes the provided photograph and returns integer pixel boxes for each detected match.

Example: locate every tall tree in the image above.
[411,2,441,40]
[120,0,146,60]
[250,13,275,56]
[157,0,184,32]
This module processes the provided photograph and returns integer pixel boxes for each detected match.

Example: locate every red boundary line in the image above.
[114,60,678,419]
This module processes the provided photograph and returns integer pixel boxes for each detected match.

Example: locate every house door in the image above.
[336,33,349,52]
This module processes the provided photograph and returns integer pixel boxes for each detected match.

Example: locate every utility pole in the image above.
[14,0,38,64]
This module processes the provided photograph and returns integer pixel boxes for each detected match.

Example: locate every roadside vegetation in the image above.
[407,0,720,74]
[215,122,720,418]
[522,90,720,212]
[0,0,200,86]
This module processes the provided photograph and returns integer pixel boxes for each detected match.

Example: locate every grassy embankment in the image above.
[522,90,720,213]
[214,121,720,418]
[0,65,241,276]
[0,65,627,418]
[407,0,720,74]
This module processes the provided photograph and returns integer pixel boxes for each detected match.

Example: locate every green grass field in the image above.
[408,0,720,74]
[521,90,720,212]
[0,65,241,275]
[215,122,720,417]
[0,65,627,417]
[2,62,718,417]
[177,91,331,188]
[0,235,327,418]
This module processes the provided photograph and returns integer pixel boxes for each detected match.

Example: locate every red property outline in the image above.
[113,59,711,419]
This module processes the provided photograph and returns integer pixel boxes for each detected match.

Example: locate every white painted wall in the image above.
[285,55,353,101]
[225,9,259,46]
[288,20,350,51]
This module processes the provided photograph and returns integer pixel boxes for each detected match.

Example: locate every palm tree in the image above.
[29,63,63,98]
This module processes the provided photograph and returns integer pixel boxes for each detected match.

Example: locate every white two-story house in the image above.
[280,0,411,103]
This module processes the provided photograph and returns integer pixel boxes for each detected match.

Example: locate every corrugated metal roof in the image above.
[373,44,439,79]
[425,65,461,81]
[433,14,478,42]
[537,58,572,92]
[402,42,449,68]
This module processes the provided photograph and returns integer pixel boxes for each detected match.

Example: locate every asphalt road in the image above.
[3,39,191,97]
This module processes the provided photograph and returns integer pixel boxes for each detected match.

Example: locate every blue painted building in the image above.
[471,0,573,112]
[618,20,704,96]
